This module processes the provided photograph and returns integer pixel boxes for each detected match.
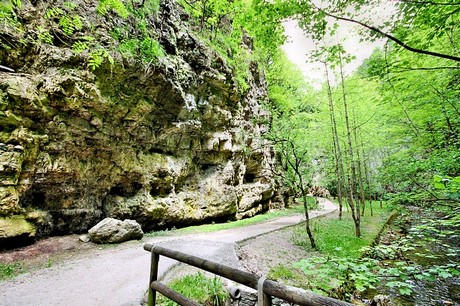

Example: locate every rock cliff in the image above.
[0,0,277,247]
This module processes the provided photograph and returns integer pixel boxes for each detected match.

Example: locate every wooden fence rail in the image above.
[144,243,354,306]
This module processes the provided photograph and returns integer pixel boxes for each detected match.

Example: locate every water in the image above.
[363,208,460,306]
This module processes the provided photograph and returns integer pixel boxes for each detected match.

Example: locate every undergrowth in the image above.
[1,0,164,70]
[157,272,227,306]
[0,262,25,281]
[270,202,460,301]
[269,201,395,299]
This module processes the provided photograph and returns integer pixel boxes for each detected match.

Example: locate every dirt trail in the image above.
[0,198,336,306]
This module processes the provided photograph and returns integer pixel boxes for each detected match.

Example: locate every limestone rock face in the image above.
[0,0,279,247]
[88,218,143,244]
[0,215,36,249]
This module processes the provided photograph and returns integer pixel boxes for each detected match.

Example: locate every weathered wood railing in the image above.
[144,243,354,306]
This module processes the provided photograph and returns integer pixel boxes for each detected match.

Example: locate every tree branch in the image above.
[399,0,460,5]
[391,66,460,72]
[311,4,460,63]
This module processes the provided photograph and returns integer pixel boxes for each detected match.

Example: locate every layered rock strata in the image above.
[0,0,277,247]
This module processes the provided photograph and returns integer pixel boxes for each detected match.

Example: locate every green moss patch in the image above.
[0,215,36,239]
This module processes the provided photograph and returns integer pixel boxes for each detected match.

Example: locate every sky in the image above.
[281,7,390,88]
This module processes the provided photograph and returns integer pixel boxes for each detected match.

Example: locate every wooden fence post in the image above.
[258,276,271,306]
[144,243,355,306]
[147,248,160,306]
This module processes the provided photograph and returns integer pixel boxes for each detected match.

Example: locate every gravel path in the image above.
[0,198,336,306]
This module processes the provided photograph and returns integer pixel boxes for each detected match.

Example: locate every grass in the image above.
[292,201,394,258]
[157,272,228,306]
[0,262,25,281]
[145,204,305,237]
[269,201,397,298]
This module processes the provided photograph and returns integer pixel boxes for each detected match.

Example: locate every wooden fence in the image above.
[143,243,354,306]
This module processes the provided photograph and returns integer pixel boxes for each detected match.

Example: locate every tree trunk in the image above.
[284,140,316,250]
[302,194,316,249]
[338,52,360,237]
[324,63,344,220]
[352,113,366,217]
[360,133,374,217]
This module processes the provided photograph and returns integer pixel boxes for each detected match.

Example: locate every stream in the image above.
[364,207,460,306]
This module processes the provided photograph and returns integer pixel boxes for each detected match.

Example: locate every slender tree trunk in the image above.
[352,113,366,217]
[360,132,374,217]
[338,53,361,237]
[370,193,374,216]
[285,141,316,249]
[297,163,316,249]
[301,191,316,249]
[331,138,343,219]
[324,63,344,219]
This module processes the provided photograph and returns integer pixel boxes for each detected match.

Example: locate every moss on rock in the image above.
[0,0,278,247]
[0,215,36,249]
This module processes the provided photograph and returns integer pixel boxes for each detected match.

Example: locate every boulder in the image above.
[88,218,143,244]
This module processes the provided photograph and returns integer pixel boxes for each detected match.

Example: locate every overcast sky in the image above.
[281,12,389,88]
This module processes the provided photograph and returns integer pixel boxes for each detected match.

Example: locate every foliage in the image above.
[0,0,21,15]
[140,37,164,63]
[117,38,138,58]
[0,262,24,281]
[298,2,460,209]
[294,256,379,296]
[37,27,53,44]
[433,175,460,201]
[266,51,315,115]
[97,0,129,18]
[0,0,21,13]
[293,254,460,298]
[88,48,114,70]
[284,207,460,298]
[72,41,88,53]
[117,37,164,64]
[265,51,317,181]
[59,14,83,36]
[157,272,227,306]
[0,0,22,37]
[361,240,414,261]
[278,0,460,64]
[45,7,83,36]
[176,0,288,92]
[1,0,164,71]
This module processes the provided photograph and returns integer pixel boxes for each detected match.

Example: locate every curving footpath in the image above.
[0,198,336,306]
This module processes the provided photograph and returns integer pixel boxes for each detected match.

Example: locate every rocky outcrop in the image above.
[0,215,36,249]
[0,0,278,247]
[88,218,143,243]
